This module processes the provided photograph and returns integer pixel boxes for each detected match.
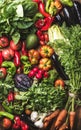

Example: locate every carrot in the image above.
[43,121,49,128]
[43,109,60,129]
[69,111,76,130]
[44,109,60,122]
[59,122,68,130]
[55,109,68,129]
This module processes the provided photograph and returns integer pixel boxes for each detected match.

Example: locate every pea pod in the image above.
[2,61,16,76]
[0,111,14,120]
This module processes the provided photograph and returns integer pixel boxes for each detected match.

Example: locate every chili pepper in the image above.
[38,1,51,17]
[7,92,14,103]
[2,61,16,76]
[41,16,54,31]
[14,51,21,67]
[0,111,14,120]
[0,51,3,66]
[22,41,28,56]
[33,0,41,3]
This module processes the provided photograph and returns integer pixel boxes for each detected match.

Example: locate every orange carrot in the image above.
[59,122,68,130]
[55,109,68,129]
[44,109,60,122]
[43,109,60,129]
[43,121,49,128]
[69,111,76,130]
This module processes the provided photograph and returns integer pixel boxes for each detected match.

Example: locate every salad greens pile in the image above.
[0,0,38,43]
[15,70,67,113]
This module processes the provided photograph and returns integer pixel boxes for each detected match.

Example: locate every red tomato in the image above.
[2,48,14,60]
[0,67,7,79]
[0,36,9,48]
[55,79,65,88]
[10,40,21,51]
[3,118,12,129]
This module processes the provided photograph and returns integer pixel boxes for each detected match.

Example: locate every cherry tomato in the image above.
[10,40,22,51]
[44,33,49,42]
[0,36,9,48]
[0,67,7,79]
[55,79,65,88]
[3,118,12,129]
[39,40,46,46]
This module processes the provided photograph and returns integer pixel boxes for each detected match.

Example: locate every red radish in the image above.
[32,67,39,73]
[28,70,36,78]
[38,69,45,75]
[36,73,42,79]
[43,71,49,78]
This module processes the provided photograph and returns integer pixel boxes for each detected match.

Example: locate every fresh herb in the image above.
[0,74,15,101]
[48,23,81,111]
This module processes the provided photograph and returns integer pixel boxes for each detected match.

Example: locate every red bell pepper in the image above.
[14,51,21,67]
[41,16,54,31]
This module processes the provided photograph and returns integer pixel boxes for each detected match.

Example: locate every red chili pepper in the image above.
[38,2,50,17]
[14,51,21,67]
[33,0,41,3]
[0,51,3,66]
[22,41,28,56]
[41,16,54,31]
[7,92,14,103]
